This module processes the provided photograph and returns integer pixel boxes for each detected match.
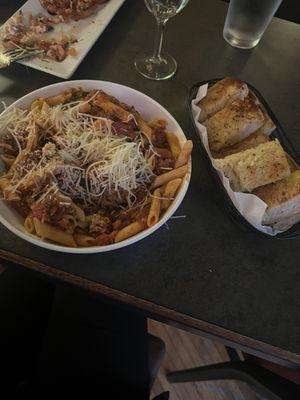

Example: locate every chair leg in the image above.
[225,346,241,362]
[167,361,244,383]
[148,334,166,389]
[167,361,300,400]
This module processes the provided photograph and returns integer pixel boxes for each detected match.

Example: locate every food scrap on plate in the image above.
[1,11,77,62]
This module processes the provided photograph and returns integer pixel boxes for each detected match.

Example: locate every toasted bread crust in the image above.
[213,131,269,159]
[214,140,291,192]
[203,96,265,152]
[198,77,249,122]
[286,153,299,172]
[254,170,300,207]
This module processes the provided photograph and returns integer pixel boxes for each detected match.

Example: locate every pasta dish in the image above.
[0,88,192,247]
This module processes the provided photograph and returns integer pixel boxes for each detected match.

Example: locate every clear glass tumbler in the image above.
[223,0,283,49]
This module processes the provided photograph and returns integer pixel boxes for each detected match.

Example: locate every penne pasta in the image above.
[30,98,44,111]
[161,178,182,210]
[74,233,96,247]
[114,219,147,243]
[93,93,132,122]
[166,132,181,159]
[30,101,50,129]
[6,150,26,176]
[134,114,154,141]
[24,216,35,234]
[153,164,189,189]
[46,91,72,106]
[147,154,156,171]
[3,191,21,201]
[41,101,50,113]
[93,232,116,246]
[25,122,39,152]
[147,188,161,227]
[175,140,193,168]
[74,231,115,247]
[149,119,167,129]
[33,218,77,247]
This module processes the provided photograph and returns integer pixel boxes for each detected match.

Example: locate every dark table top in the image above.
[0,0,300,367]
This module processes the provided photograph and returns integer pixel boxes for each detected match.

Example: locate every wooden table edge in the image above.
[1,249,299,368]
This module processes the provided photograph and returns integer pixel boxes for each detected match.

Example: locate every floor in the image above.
[148,319,259,400]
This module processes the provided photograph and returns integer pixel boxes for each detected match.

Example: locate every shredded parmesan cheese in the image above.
[0,96,155,210]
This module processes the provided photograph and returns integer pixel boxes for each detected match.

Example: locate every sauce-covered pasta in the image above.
[0,88,192,247]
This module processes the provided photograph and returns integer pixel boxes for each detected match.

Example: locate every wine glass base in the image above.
[134,53,177,81]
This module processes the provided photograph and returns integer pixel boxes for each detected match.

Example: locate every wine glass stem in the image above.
[152,20,166,62]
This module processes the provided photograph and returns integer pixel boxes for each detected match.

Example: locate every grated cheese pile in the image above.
[0,97,155,209]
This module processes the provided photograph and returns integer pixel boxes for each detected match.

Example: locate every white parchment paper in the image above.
[191,84,286,236]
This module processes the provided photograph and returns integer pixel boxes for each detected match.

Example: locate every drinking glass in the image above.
[223,0,282,49]
[135,0,189,80]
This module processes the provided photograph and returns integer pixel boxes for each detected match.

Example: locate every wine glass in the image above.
[135,0,190,81]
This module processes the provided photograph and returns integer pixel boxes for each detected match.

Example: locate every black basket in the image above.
[188,78,300,239]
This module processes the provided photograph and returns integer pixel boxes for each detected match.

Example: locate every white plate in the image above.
[0,0,126,79]
[0,80,191,253]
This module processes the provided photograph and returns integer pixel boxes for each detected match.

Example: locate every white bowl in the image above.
[0,80,191,253]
